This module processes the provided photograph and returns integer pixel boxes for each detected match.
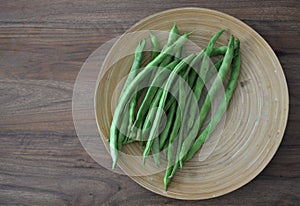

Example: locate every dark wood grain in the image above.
[0,0,299,205]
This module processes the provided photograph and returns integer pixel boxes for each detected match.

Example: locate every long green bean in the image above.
[150,32,160,60]
[158,102,177,150]
[117,39,146,150]
[158,57,224,151]
[135,26,181,142]
[110,33,191,168]
[142,54,196,163]
[164,138,174,190]
[156,30,225,162]
[169,73,188,178]
[184,40,241,162]
[128,58,181,142]
[129,33,191,133]
[179,35,235,163]
[167,23,179,46]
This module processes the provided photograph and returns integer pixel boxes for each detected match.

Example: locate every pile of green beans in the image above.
[109,24,241,190]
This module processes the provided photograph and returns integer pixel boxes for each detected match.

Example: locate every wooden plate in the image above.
[95,8,289,200]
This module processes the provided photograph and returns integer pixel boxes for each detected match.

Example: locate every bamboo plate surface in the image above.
[95,8,289,200]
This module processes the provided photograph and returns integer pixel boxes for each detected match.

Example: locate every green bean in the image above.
[152,134,161,165]
[136,49,180,125]
[162,46,225,112]
[134,45,224,140]
[164,139,174,190]
[159,57,223,151]
[145,47,182,109]
[169,103,182,144]
[157,52,202,120]
[163,99,182,190]
[142,54,196,163]
[110,34,190,168]
[159,58,223,153]
[123,39,146,91]
[139,48,183,137]
[136,51,224,151]
[184,32,225,135]
[159,101,180,160]
[110,123,120,168]
[145,32,191,68]
[164,50,205,174]
[129,33,191,134]
[115,39,146,151]
[141,49,199,146]
[158,31,225,159]
[122,39,147,133]
[184,57,224,136]
[134,28,182,142]
[179,35,235,162]
[111,33,190,157]
[129,33,161,143]
[164,52,223,190]
[133,32,161,144]
[167,23,179,46]
[110,70,158,167]
[199,30,224,83]
[185,32,226,133]
[150,32,160,60]
[159,102,177,150]
[143,62,191,164]
[173,52,220,171]
[203,57,224,85]
[140,87,162,165]
[160,23,179,52]
[160,54,173,67]
[184,40,241,162]
[153,48,224,156]
[210,45,227,56]
[128,58,181,142]
[213,57,224,72]
[169,74,188,178]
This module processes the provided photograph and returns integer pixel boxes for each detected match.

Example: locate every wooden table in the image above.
[1,0,299,205]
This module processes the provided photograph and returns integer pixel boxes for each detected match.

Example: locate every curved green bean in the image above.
[167,23,179,46]
[169,74,188,178]
[116,39,146,150]
[150,32,160,60]
[110,33,191,168]
[184,39,241,162]
[164,139,174,190]
[158,102,177,150]
[159,57,224,151]
[210,45,227,56]
[130,33,191,133]
[142,54,196,162]
[128,58,181,142]
[179,35,235,162]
